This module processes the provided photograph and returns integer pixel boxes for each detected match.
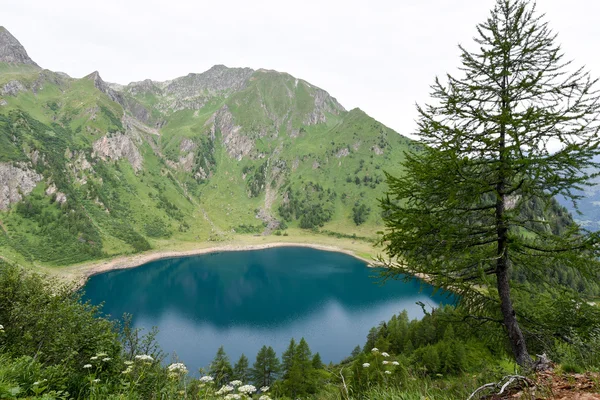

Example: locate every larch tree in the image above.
[380,0,600,367]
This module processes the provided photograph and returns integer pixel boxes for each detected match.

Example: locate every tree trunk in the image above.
[496,59,532,368]
[496,256,532,367]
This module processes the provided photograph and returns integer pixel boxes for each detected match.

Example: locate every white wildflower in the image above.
[362,363,370,368]
[33,381,40,386]
[224,394,241,400]
[167,363,188,374]
[102,357,111,362]
[238,384,257,394]
[382,361,389,365]
[199,375,214,383]
[90,356,98,360]
[83,364,92,369]
[259,396,272,400]
[371,347,379,353]
[135,354,154,362]
[0,324,4,330]
[216,385,234,395]
[124,361,134,366]
[381,352,390,357]
[230,379,242,386]
[392,361,400,366]
[93,379,101,383]
[122,366,133,374]
[260,386,270,392]
[385,370,392,375]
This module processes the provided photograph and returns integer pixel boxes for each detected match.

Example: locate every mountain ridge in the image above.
[0,26,39,67]
[0,27,412,267]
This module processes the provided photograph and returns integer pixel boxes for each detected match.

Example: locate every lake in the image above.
[82,246,449,373]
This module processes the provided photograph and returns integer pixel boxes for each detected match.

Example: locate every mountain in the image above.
[0,27,39,67]
[0,28,414,266]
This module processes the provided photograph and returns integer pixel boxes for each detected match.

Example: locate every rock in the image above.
[304,87,345,125]
[533,353,553,372]
[93,134,143,171]
[85,72,155,126]
[0,162,42,210]
[45,183,67,204]
[0,27,39,66]
[208,105,253,160]
[336,148,350,158]
[1,80,26,96]
[163,65,254,98]
[180,138,196,153]
[371,145,384,155]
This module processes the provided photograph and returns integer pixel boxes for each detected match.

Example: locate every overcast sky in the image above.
[3,0,600,136]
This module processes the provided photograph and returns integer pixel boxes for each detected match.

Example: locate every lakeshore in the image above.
[55,232,383,287]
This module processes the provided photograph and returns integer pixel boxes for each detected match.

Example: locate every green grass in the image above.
[0,63,416,269]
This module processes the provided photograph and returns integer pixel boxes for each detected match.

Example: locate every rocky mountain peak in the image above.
[84,70,125,108]
[0,27,39,67]
[164,65,254,97]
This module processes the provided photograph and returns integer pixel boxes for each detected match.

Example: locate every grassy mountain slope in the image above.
[0,47,412,267]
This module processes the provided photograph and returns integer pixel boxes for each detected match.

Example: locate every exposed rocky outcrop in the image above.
[86,71,156,125]
[93,133,143,171]
[336,148,350,158]
[304,86,345,125]
[0,162,42,210]
[1,80,26,96]
[208,106,253,160]
[116,65,255,115]
[0,27,39,67]
[85,71,123,104]
[32,70,69,94]
[45,183,67,204]
[164,65,254,97]
[371,145,384,155]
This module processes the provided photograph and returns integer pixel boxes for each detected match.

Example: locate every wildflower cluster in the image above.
[238,384,257,395]
[135,354,154,362]
[167,362,188,379]
[215,385,234,395]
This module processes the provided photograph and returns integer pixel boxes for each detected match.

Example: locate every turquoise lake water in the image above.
[82,247,449,373]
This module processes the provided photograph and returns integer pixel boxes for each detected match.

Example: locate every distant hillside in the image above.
[0,28,414,266]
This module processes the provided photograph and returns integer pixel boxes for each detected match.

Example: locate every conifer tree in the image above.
[281,338,296,377]
[380,0,600,367]
[251,345,280,387]
[233,353,250,382]
[312,352,324,369]
[209,346,233,386]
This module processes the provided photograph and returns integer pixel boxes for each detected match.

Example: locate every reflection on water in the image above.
[83,247,449,373]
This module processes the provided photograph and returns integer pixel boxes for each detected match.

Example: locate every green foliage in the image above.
[352,201,371,225]
[278,183,335,229]
[232,353,250,382]
[235,224,263,234]
[380,0,600,366]
[251,345,280,388]
[143,217,171,238]
[209,346,233,386]
[247,161,267,197]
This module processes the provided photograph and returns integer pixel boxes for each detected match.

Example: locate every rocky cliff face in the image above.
[0,27,39,67]
[208,105,253,160]
[92,134,143,171]
[0,163,42,210]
